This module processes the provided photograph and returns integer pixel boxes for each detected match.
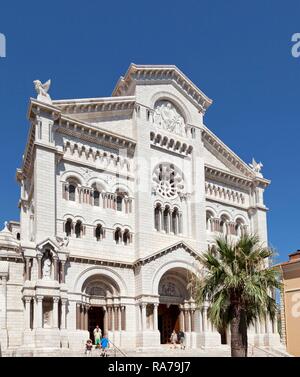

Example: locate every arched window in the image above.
[172,208,179,234]
[163,206,170,233]
[115,189,128,212]
[220,215,230,235]
[95,224,104,241]
[68,184,76,201]
[116,195,123,211]
[65,219,72,236]
[75,220,83,238]
[154,204,162,231]
[235,218,246,237]
[123,229,131,245]
[17,232,20,241]
[93,190,100,206]
[206,211,214,232]
[114,228,122,244]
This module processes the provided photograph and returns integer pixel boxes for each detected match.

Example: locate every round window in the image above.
[153,163,184,198]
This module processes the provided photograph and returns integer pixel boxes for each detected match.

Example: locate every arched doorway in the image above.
[158,268,193,344]
[158,304,180,344]
[88,306,104,342]
[80,275,124,339]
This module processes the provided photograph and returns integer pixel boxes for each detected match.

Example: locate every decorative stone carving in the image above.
[249,158,263,176]
[89,286,107,297]
[42,257,52,280]
[56,235,69,248]
[152,163,184,199]
[153,101,185,136]
[159,281,180,297]
[33,79,52,104]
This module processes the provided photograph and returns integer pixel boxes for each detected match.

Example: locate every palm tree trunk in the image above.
[230,306,248,357]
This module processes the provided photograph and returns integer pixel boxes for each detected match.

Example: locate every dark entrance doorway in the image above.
[158,304,180,344]
[88,306,104,342]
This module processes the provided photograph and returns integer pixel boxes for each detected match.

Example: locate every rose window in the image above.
[153,163,184,198]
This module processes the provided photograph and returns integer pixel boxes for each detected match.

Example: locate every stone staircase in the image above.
[1,343,290,358]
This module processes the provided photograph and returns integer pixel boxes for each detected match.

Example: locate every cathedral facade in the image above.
[0,64,280,353]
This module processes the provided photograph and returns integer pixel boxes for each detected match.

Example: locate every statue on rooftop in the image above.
[33,79,52,104]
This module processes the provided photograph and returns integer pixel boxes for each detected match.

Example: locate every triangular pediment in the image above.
[135,241,201,267]
[202,125,256,179]
[112,64,212,114]
[36,237,60,252]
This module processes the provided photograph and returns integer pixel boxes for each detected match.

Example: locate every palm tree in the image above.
[192,234,281,357]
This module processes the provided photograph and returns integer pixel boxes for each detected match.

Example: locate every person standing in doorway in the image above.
[93,325,102,349]
[170,329,178,349]
[177,330,186,350]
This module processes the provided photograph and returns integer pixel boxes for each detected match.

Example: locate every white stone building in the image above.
[0,64,280,353]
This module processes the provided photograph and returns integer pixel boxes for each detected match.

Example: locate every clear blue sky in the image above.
[0,0,299,263]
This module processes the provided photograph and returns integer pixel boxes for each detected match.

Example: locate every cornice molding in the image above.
[52,96,136,115]
[133,241,201,268]
[22,99,137,176]
[205,164,253,187]
[202,126,270,187]
[112,64,212,113]
[57,114,136,152]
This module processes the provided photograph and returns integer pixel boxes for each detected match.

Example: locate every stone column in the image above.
[183,309,188,332]
[24,297,31,329]
[191,310,195,332]
[179,307,185,331]
[259,318,265,333]
[36,296,43,328]
[111,306,115,331]
[80,305,85,330]
[187,310,191,332]
[25,258,30,281]
[104,307,108,334]
[107,306,111,331]
[121,306,126,331]
[61,299,67,329]
[153,304,158,331]
[53,297,59,328]
[85,305,89,331]
[202,305,208,332]
[61,261,66,284]
[37,256,42,279]
[141,304,147,330]
[53,258,58,281]
[199,310,203,332]
[76,303,80,330]
[1,276,7,329]
[118,306,122,331]
[273,312,278,334]
[266,315,273,334]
